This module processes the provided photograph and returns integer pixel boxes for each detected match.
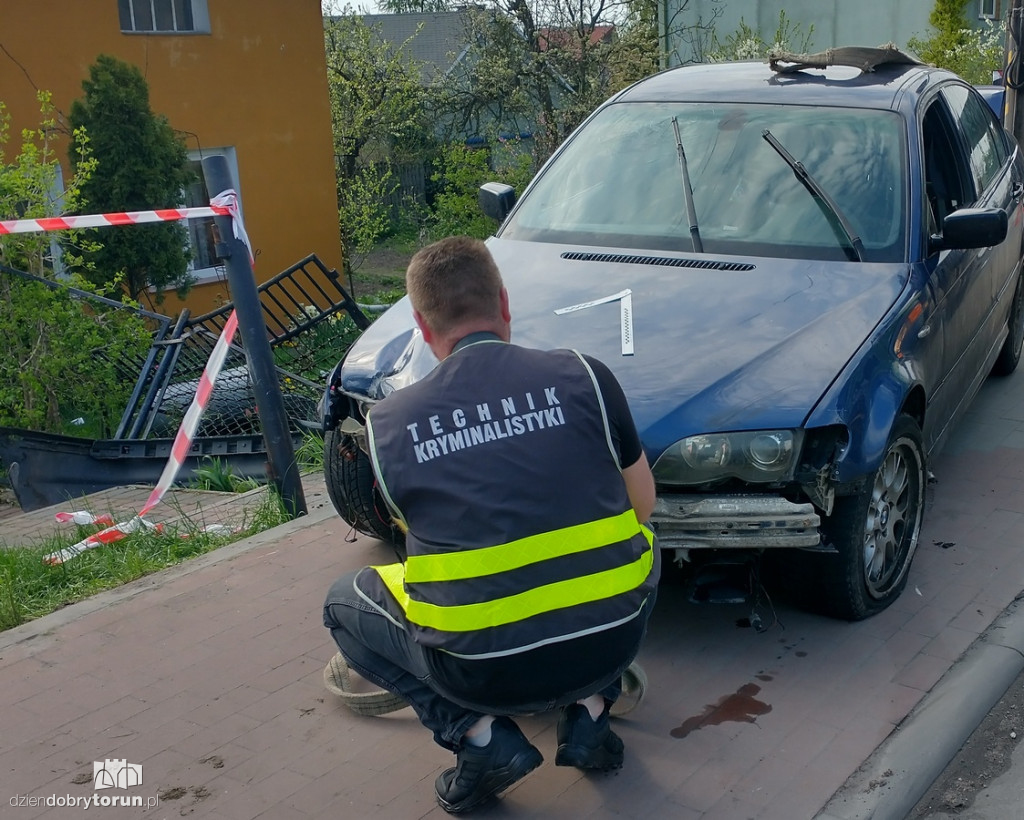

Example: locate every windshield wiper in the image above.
[761,129,865,262]
[671,116,703,253]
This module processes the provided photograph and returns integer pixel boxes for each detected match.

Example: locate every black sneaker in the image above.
[554,703,624,770]
[435,717,543,814]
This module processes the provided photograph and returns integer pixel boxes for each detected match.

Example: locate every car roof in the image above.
[613,59,952,111]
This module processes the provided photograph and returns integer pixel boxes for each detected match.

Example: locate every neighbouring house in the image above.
[357,8,542,145]
[359,9,480,84]
[662,0,1004,67]
[349,8,541,206]
[0,0,342,318]
[538,24,616,53]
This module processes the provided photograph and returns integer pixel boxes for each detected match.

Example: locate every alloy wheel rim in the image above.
[862,439,921,598]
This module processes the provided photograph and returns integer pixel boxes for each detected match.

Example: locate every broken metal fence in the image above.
[3,254,370,444]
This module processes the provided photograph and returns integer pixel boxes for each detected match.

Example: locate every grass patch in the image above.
[348,239,417,306]
[189,456,263,493]
[296,431,325,473]
[0,488,290,632]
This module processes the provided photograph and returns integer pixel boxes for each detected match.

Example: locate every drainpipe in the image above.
[659,0,670,68]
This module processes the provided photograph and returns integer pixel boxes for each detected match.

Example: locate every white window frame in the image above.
[118,0,211,34]
[182,147,242,286]
[49,163,68,280]
[980,0,998,19]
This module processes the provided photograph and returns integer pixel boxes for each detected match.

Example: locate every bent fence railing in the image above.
[0,255,372,509]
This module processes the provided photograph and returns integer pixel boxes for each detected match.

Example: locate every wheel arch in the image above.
[898,385,927,433]
[808,363,923,489]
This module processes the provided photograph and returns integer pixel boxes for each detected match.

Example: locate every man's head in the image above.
[406,236,510,358]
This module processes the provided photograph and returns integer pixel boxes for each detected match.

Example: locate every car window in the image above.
[502,102,907,263]
[940,83,1007,195]
[922,99,971,233]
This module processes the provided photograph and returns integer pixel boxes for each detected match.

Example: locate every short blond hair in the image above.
[405,236,504,337]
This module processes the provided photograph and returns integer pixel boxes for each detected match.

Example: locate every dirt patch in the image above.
[908,669,1024,817]
[159,786,187,800]
[0,486,19,521]
[347,245,416,304]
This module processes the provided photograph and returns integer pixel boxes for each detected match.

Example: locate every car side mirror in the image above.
[479,182,516,223]
[930,207,1008,253]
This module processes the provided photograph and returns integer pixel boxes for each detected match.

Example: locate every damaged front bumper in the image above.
[650,493,823,553]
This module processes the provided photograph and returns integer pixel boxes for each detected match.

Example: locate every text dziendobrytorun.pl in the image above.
[10,793,159,809]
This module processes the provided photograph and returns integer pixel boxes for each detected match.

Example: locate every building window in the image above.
[980,0,998,19]
[182,148,241,284]
[118,0,210,34]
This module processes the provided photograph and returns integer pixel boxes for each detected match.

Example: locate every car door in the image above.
[940,82,1019,307]
[919,82,1018,451]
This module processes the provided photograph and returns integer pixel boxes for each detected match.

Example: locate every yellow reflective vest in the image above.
[357,339,657,659]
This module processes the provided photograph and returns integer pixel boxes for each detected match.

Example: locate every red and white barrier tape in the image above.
[55,510,115,527]
[44,512,241,566]
[0,206,228,235]
[139,309,240,518]
[210,190,254,263]
[22,190,253,564]
[0,189,254,263]
[44,516,160,565]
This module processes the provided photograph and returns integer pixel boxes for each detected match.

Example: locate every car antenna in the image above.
[671,116,704,253]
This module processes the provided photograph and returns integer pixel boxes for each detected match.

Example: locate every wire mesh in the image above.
[128,254,368,439]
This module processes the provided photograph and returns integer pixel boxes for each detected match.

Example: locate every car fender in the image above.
[321,358,347,432]
[804,283,932,490]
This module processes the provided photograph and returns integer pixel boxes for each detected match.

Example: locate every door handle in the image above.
[1013,182,1024,199]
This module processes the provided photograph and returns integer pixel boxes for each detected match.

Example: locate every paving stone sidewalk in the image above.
[3,372,1024,819]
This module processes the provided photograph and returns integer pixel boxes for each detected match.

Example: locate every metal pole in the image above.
[1008,0,1024,142]
[200,156,307,517]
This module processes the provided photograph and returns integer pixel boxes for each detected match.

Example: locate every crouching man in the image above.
[324,236,660,813]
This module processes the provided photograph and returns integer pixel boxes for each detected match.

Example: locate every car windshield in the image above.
[500,102,908,263]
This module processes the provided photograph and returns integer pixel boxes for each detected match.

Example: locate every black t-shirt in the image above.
[582,353,643,469]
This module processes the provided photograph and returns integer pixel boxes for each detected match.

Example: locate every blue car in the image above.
[323,48,1024,620]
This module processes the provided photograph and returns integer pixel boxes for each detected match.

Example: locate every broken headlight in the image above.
[652,429,803,486]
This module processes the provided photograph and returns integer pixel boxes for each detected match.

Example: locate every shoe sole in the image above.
[554,743,624,771]
[437,747,543,814]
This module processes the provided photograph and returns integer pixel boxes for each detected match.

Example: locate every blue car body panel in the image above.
[343,241,911,462]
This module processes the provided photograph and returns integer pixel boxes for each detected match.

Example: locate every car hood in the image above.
[340,239,909,460]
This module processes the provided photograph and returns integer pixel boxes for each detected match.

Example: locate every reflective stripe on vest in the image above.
[372,523,654,633]
[402,509,643,583]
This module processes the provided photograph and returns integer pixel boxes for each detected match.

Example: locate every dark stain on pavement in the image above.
[671,682,772,738]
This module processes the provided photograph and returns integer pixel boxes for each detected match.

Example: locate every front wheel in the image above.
[324,429,406,555]
[798,416,926,620]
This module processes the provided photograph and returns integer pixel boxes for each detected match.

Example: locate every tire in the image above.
[797,416,926,621]
[324,429,406,554]
[992,271,1024,376]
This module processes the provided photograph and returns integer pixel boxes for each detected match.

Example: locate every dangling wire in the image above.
[747,559,783,634]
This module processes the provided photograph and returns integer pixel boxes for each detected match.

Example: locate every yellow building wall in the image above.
[0,0,342,319]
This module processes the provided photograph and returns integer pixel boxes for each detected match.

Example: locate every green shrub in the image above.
[427,141,534,241]
[0,95,151,437]
[908,17,1005,85]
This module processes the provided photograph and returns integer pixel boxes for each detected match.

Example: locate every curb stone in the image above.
[819,595,1024,819]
